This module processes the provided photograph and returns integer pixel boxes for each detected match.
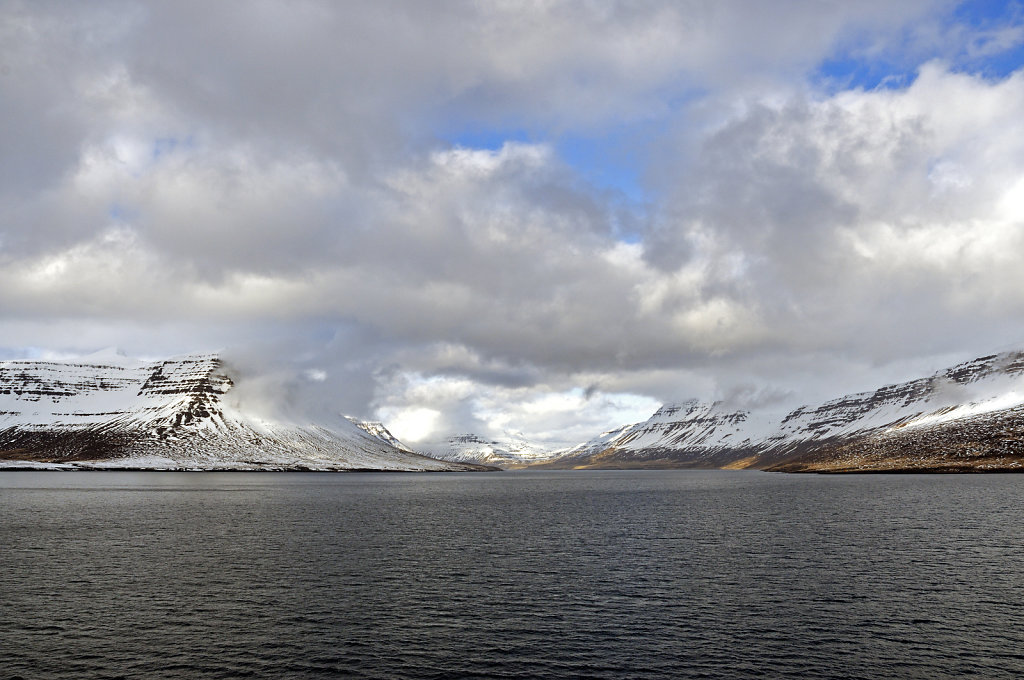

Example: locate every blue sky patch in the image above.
[814,53,919,93]
[439,126,534,151]
[440,123,656,208]
[813,1,1024,93]
[952,0,1024,78]
[151,135,196,162]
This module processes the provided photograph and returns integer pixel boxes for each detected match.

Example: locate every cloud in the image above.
[649,62,1024,358]
[372,369,661,448]
[2,1,1024,446]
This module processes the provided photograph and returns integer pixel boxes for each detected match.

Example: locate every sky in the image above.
[3,0,1024,449]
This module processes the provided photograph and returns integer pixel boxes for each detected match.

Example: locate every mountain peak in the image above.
[0,353,482,471]
[546,348,1024,472]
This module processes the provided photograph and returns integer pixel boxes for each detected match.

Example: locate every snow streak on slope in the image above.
[552,351,1024,470]
[551,422,639,459]
[0,355,482,471]
[346,417,416,453]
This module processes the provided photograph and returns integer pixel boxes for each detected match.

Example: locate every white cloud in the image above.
[379,406,441,444]
[373,368,662,449]
[3,1,1024,445]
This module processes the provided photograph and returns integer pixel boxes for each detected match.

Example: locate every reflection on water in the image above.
[3,470,1024,679]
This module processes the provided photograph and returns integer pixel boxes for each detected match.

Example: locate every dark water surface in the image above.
[2,470,1024,679]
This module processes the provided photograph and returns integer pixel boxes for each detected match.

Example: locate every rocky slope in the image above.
[0,354,484,471]
[542,351,1024,472]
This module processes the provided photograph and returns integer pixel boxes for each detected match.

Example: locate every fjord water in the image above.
[2,471,1023,679]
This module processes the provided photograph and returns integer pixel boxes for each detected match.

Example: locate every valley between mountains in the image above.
[3,350,1024,472]
[430,350,1024,473]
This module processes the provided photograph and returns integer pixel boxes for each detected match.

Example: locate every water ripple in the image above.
[3,470,1024,679]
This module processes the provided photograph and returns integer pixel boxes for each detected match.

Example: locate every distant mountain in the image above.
[427,432,556,467]
[542,351,1024,472]
[549,422,639,463]
[0,354,485,471]
[11,349,1023,473]
[346,417,416,453]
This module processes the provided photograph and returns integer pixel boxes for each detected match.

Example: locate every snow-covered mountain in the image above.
[346,417,416,453]
[426,432,557,467]
[0,354,484,471]
[550,422,639,460]
[545,351,1024,472]
[10,348,1023,473]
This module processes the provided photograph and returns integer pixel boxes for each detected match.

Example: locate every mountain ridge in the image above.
[0,354,485,471]
[6,348,1024,472]
[536,350,1024,472]
[424,432,557,467]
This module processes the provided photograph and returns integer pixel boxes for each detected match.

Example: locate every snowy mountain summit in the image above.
[545,350,1024,472]
[427,432,557,467]
[0,354,483,471]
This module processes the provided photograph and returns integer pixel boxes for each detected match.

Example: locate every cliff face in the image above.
[0,354,482,471]
[548,351,1024,472]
